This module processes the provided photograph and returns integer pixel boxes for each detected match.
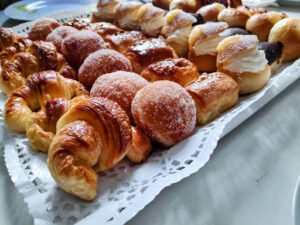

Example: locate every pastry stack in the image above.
[0,0,300,201]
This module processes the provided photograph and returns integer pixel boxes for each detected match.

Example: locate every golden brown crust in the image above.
[196,3,226,22]
[152,0,171,10]
[218,8,251,28]
[28,18,61,41]
[84,22,123,39]
[185,72,239,124]
[63,18,91,30]
[125,38,178,74]
[188,52,217,72]
[0,27,16,51]
[141,58,199,86]
[169,0,201,13]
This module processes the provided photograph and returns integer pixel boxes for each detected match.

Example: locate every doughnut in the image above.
[62,30,106,68]
[90,71,148,117]
[28,18,61,41]
[132,80,196,147]
[141,58,199,86]
[78,49,132,89]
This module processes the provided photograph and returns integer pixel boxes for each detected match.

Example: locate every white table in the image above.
[1,6,300,225]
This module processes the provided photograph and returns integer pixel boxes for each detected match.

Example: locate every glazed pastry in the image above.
[138,3,165,37]
[258,42,283,73]
[217,35,271,94]
[141,58,199,86]
[0,27,16,51]
[246,12,285,41]
[28,18,61,41]
[161,9,196,57]
[188,22,228,72]
[4,70,88,133]
[78,49,132,89]
[268,18,300,62]
[46,26,78,53]
[114,1,143,30]
[62,30,106,68]
[152,0,172,10]
[63,18,91,30]
[196,3,225,22]
[185,72,239,124]
[90,71,148,117]
[132,80,196,147]
[92,0,122,23]
[47,97,132,200]
[0,41,76,94]
[124,38,178,74]
[218,7,251,28]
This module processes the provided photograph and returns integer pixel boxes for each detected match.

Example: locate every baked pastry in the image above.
[161,9,196,57]
[114,1,143,30]
[90,71,148,117]
[138,3,165,37]
[62,30,106,68]
[83,22,123,41]
[46,26,78,53]
[268,18,300,62]
[217,35,271,94]
[218,7,251,28]
[258,42,283,73]
[63,18,91,30]
[185,72,239,124]
[141,58,199,86]
[132,80,196,147]
[0,41,76,94]
[0,27,16,51]
[47,97,132,200]
[104,30,146,54]
[4,70,88,133]
[246,12,284,41]
[219,27,249,37]
[92,0,122,23]
[28,18,61,41]
[169,0,201,13]
[152,0,172,10]
[124,38,178,74]
[196,3,225,22]
[78,49,132,89]
[188,22,228,72]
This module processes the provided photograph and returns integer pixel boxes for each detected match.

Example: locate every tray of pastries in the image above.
[1,0,300,224]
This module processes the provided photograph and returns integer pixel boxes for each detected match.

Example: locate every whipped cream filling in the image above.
[141,14,164,36]
[167,26,192,56]
[193,35,225,56]
[223,47,268,73]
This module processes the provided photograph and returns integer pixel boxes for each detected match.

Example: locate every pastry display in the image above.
[140,58,199,86]
[28,18,61,41]
[217,35,271,94]
[185,72,239,124]
[78,49,132,89]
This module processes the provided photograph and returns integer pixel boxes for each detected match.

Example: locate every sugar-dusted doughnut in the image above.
[28,18,61,41]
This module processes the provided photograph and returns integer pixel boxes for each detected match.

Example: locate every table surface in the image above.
[1,5,300,225]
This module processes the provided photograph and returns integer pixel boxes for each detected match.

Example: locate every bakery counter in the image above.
[0,5,300,225]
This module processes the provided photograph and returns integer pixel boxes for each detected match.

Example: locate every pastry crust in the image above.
[152,0,172,10]
[28,18,61,41]
[93,0,122,22]
[185,72,239,124]
[218,8,251,28]
[196,3,225,22]
[169,0,201,13]
[141,58,199,86]
[268,18,300,62]
[0,27,16,51]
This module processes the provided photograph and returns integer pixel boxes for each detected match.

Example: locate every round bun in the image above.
[46,26,78,52]
[28,18,61,41]
[62,30,106,68]
[132,80,196,147]
[269,18,300,61]
[78,49,132,88]
[90,71,148,117]
[218,8,251,28]
[141,58,199,86]
[196,3,225,22]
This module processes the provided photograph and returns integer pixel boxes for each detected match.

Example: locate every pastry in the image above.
[132,80,196,147]
[196,3,225,22]
[46,26,78,53]
[169,0,201,13]
[47,97,132,200]
[161,9,196,57]
[219,27,249,37]
[4,70,88,133]
[63,18,91,30]
[124,38,178,74]
[218,7,251,28]
[185,72,239,124]
[258,42,283,73]
[78,49,132,89]
[90,71,148,117]
[217,35,271,94]
[83,22,123,40]
[268,18,300,62]
[141,58,199,86]
[0,27,16,51]
[246,12,285,41]
[62,30,106,68]
[92,0,122,23]
[28,18,61,41]
[188,22,228,72]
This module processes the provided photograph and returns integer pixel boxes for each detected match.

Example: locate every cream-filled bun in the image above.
[161,9,196,57]
[93,0,122,22]
[169,0,201,13]
[218,7,251,28]
[217,35,271,94]
[269,18,300,62]
[196,3,225,22]
[188,22,228,72]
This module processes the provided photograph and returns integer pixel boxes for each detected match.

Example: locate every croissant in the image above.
[4,70,88,134]
[0,27,17,51]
